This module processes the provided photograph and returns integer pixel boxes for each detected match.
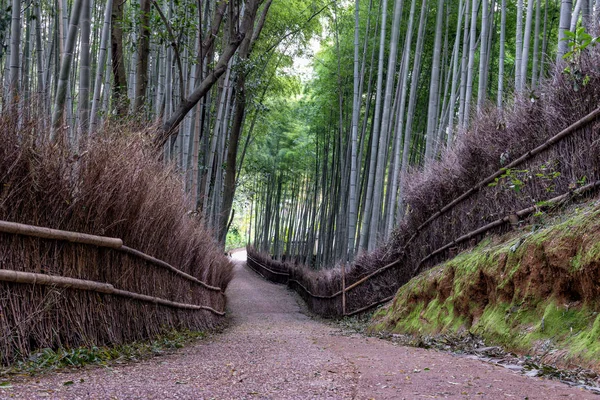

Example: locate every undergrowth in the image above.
[0,330,206,379]
[370,200,600,371]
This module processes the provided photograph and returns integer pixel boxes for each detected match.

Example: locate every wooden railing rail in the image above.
[0,269,225,316]
[0,220,223,293]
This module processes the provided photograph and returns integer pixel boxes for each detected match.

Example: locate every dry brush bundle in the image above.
[250,49,600,316]
[0,117,232,364]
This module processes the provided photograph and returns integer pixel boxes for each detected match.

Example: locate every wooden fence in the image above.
[0,220,225,315]
[0,219,228,364]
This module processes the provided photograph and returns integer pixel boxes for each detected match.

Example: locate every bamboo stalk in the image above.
[0,269,225,316]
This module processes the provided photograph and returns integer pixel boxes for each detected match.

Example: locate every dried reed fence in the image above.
[0,220,225,313]
[247,54,600,317]
[0,117,232,364]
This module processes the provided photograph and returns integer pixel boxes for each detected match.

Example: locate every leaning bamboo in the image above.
[0,269,225,316]
[0,220,123,248]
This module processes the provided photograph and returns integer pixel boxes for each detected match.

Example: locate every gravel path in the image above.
[1,252,595,399]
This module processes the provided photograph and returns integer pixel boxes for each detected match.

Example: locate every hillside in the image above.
[370,199,600,372]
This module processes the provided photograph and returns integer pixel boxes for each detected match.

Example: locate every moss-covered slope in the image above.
[370,201,600,371]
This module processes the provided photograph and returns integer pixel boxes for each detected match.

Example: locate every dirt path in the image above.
[2,253,595,399]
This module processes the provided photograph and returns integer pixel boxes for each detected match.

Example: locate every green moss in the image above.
[370,201,600,369]
[579,240,600,267]
[569,313,600,362]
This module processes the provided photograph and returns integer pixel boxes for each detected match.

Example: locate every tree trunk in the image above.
[557,0,572,61]
[133,0,152,113]
[425,0,445,161]
[497,0,506,107]
[90,0,113,133]
[515,0,524,91]
[78,0,91,134]
[387,0,419,233]
[521,0,535,89]
[218,0,272,245]
[111,0,129,116]
[51,0,84,137]
[398,0,428,218]
[9,0,21,105]
[531,0,542,87]
[347,0,360,259]
[447,0,465,143]
[463,0,478,128]
[367,0,403,250]
[359,0,388,250]
[477,0,489,110]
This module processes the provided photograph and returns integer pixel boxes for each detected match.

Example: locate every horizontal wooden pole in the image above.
[0,220,123,248]
[345,295,395,317]
[246,255,290,277]
[288,279,340,299]
[120,246,223,292]
[342,108,600,297]
[0,269,225,316]
[413,179,600,274]
[0,220,223,294]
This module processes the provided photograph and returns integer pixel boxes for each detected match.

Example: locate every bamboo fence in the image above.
[0,219,228,363]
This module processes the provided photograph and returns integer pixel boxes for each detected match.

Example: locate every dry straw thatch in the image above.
[0,118,232,364]
[249,49,600,317]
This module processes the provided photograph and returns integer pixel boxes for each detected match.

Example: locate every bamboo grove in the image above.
[2,0,597,259]
[0,0,326,247]
[245,0,600,268]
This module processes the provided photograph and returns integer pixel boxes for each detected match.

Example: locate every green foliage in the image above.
[562,26,599,91]
[1,330,206,376]
[226,226,245,251]
[562,26,599,61]
[488,168,530,193]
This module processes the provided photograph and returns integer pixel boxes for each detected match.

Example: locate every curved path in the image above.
[2,253,594,399]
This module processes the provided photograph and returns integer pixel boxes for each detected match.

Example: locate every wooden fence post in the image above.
[342,262,346,316]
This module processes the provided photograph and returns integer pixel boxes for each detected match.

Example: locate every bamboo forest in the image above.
[3,0,600,396]
[1,0,595,261]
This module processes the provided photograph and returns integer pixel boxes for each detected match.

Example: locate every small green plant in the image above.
[226,226,246,251]
[488,168,530,193]
[1,330,205,377]
[562,26,598,91]
[563,27,599,62]
[535,162,561,193]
